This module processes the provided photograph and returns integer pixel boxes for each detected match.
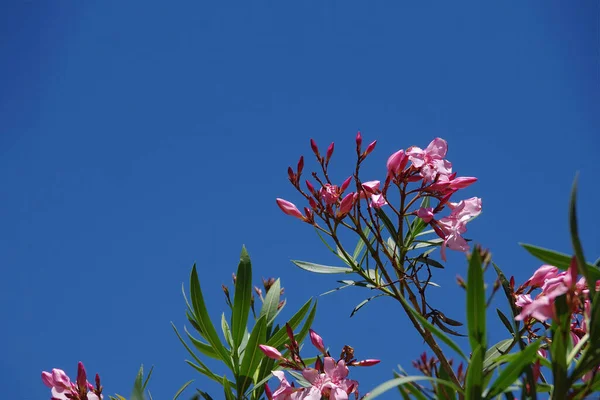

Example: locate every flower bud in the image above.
[297,156,304,176]
[340,176,352,193]
[337,192,355,216]
[305,180,316,194]
[76,362,87,391]
[326,142,334,163]
[363,140,377,157]
[355,131,362,148]
[310,139,320,158]
[258,345,284,360]
[351,359,381,367]
[276,198,305,220]
[386,149,408,177]
[309,329,326,353]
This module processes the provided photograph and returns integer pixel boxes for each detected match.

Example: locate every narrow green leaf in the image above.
[292,260,353,274]
[182,326,220,360]
[222,375,235,400]
[239,316,268,394]
[496,309,515,335]
[465,345,484,400]
[259,278,281,327]
[467,250,487,351]
[131,365,146,400]
[349,294,384,318]
[551,295,570,399]
[367,376,463,399]
[266,298,313,348]
[294,301,318,345]
[409,238,444,250]
[396,291,467,360]
[353,225,371,261]
[173,380,194,400]
[221,313,233,348]
[376,208,398,242]
[231,246,253,350]
[569,176,595,296]
[483,338,516,372]
[520,243,600,283]
[189,265,232,368]
[485,341,540,398]
[415,255,445,269]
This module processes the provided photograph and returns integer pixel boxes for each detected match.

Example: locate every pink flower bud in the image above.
[264,383,273,400]
[326,142,334,162]
[76,362,87,391]
[356,131,362,148]
[449,177,477,190]
[351,359,381,367]
[363,140,377,157]
[338,192,355,216]
[276,198,305,220]
[259,345,283,360]
[308,197,318,209]
[287,167,295,182]
[305,180,316,194]
[340,176,352,193]
[297,156,304,176]
[310,139,320,158]
[309,329,326,353]
[386,149,408,176]
[416,207,435,223]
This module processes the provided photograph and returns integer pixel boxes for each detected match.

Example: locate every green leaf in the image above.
[294,300,318,345]
[131,365,147,400]
[292,260,354,274]
[183,326,220,360]
[409,238,444,250]
[496,309,515,335]
[367,376,463,399]
[173,380,194,400]
[239,316,268,395]
[266,298,313,348]
[189,265,232,368]
[221,313,233,348]
[551,295,570,399]
[520,243,600,283]
[222,375,235,400]
[375,208,398,242]
[485,340,540,398]
[353,225,371,261]
[465,345,484,400]
[349,294,384,317]
[483,338,516,372]
[467,250,487,351]
[414,255,445,269]
[259,278,281,327]
[231,246,253,350]
[396,291,467,360]
[569,176,595,296]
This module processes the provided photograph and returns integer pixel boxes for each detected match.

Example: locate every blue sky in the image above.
[1,2,598,399]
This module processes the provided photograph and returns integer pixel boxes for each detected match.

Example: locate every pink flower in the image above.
[436,217,469,261]
[386,149,408,177]
[525,265,559,288]
[259,345,284,360]
[360,181,381,199]
[416,207,435,223]
[406,138,452,182]
[515,294,533,307]
[321,184,340,205]
[448,197,482,222]
[301,358,358,400]
[276,199,305,220]
[515,296,554,322]
[42,364,102,400]
[309,329,326,354]
[370,194,387,209]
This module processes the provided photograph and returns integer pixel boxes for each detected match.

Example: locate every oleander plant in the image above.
[42,135,600,399]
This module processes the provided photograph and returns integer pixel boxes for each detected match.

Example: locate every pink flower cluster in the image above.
[42,362,103,400]
[259,327,379,400]
[277,135,481,261]
[514,258,598,346]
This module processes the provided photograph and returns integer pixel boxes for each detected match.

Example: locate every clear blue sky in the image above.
[1,2,598,399]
